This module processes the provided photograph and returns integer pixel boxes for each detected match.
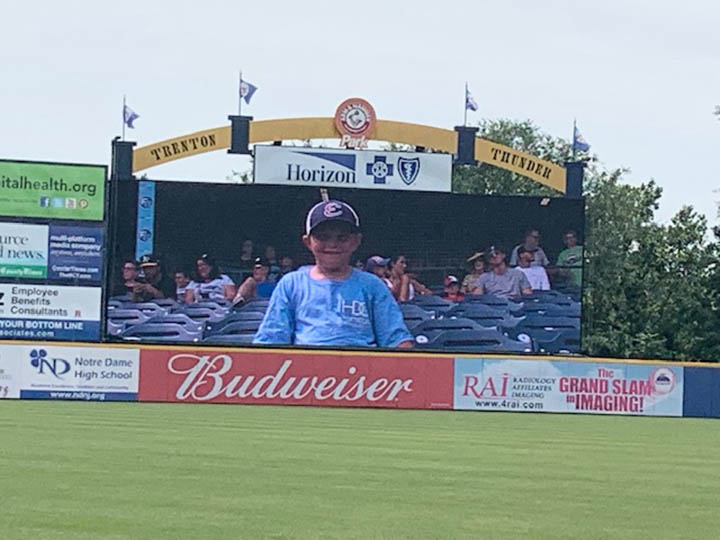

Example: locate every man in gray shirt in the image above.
[476,246,532,299]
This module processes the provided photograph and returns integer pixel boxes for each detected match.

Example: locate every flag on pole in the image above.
[465,86,478,111]
[240,79,258,104]
[572,123,590,152]
[123,105,139,128]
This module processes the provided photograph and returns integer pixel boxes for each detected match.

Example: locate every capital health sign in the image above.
[0,160,105,221]
[253,146,452,192]
[453,358,683,416]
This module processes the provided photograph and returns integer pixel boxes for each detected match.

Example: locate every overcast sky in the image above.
[2,0,718,225]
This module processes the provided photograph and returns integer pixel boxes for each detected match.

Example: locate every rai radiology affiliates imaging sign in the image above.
[0,221,104,282]
[454,358,684,416]
[0,344,139,401]
[253,146,452,192]
[0,284,102,340]
[0,160,105,221]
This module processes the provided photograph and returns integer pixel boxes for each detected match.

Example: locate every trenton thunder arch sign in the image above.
[130,98,568,192]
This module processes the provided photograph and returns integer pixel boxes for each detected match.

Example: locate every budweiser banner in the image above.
[138,348,453,409]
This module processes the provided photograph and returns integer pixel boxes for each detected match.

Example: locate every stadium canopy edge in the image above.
[131,115,568,193]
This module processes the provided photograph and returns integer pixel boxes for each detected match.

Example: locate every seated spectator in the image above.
[111,258,140,298]
[133,254,176,302]
[476,246,532,299]
[443,275,465,302]
[462,252,485,294]
[510,229,550,267]
[365,255,393,290]
[237,238,256,280]
[174,269,191,303]
[233,257,276,305]
[556,230,584,287]
[278,255,295,278]
[185,254,236,303]
[264,245,281,280]
[389,254,431,302]
[516,246,550,291]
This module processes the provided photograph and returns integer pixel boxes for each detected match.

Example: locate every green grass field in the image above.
[1,401,718,540]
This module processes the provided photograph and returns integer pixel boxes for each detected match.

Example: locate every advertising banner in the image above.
[2,344,140,401]
[0,351,22,398]
[0,160,105,221]
[139,348,453,409]
[454,358,683,416]
[47,224,104,282]
[253,146,452,192]
[135,181,155,260]
[0,284,102,340]
[0,222,49,278]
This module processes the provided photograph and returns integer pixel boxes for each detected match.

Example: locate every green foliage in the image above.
[454,120,720,362]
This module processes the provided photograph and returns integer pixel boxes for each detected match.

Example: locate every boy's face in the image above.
[174,272,189,287]
[303,221,361,272]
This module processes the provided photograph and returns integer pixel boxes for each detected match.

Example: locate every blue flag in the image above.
[465,87,478,111]
[240,80,258,104]
[123,105,139,128]
[572,124,590,152]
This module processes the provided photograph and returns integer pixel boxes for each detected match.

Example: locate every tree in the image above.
[453,119,720,361]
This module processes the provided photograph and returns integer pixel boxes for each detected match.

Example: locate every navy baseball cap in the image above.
[365,255,390,272]
[305,200,360,235]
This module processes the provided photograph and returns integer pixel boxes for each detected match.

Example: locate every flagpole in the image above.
[572,118,577,160]
[238,70,242,116]
[122,95,126,141]
[464,82,468,127]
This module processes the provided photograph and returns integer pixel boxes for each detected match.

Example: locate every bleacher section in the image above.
[107,290,580,353]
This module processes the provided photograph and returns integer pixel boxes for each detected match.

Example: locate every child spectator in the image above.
[443,275,465,302]
[233,257,276,305]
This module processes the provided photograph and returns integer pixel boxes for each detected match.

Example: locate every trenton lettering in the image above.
[149,135,217,161]
[286,164,356,184]
[489,148,553,179]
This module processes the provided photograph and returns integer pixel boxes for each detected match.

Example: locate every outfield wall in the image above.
[0,341,717,418]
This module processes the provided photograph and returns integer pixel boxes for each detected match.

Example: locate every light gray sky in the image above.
[2,0,718,225]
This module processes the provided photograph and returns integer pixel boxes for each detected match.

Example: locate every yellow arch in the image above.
[132,118,566,192]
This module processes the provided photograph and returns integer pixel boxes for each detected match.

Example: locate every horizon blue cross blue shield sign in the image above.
[398,157,420,185]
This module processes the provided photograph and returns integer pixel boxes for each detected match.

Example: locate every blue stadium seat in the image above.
[175,306,228,323]
[204,311,265,336]
[423,329,532,353]
[120,323,201,342]
[522,290,574,304]
[107,299,125,310]
[406,296,455,317]
[522,302,581,318]
[144,313,205,334]
[208,320,261,337]
[106,319,125,336]
[447,303,507,319]
[124,302,171,316]
[202,334,256,345]
[517,315,580,331]
[462,295,523,315]
[411,318,481,345]
[148,297,179,310]
[400,303,433,330]
[107,308,150,327]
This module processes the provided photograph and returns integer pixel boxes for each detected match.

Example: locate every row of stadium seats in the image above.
[107,297,269,343]
[106,293,581,353]
[401,293,581,353]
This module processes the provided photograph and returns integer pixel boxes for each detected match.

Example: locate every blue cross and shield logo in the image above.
[397,157,420,185]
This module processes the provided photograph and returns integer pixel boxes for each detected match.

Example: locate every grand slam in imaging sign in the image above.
[253,146,452,192]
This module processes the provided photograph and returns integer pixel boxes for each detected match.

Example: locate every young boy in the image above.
[253,200,413,348]
[443,275,465,302]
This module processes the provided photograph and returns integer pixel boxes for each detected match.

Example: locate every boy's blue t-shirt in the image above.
[253,266,412,348]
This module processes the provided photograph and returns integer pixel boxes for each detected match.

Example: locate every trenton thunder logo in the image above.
[397,157,420,185]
